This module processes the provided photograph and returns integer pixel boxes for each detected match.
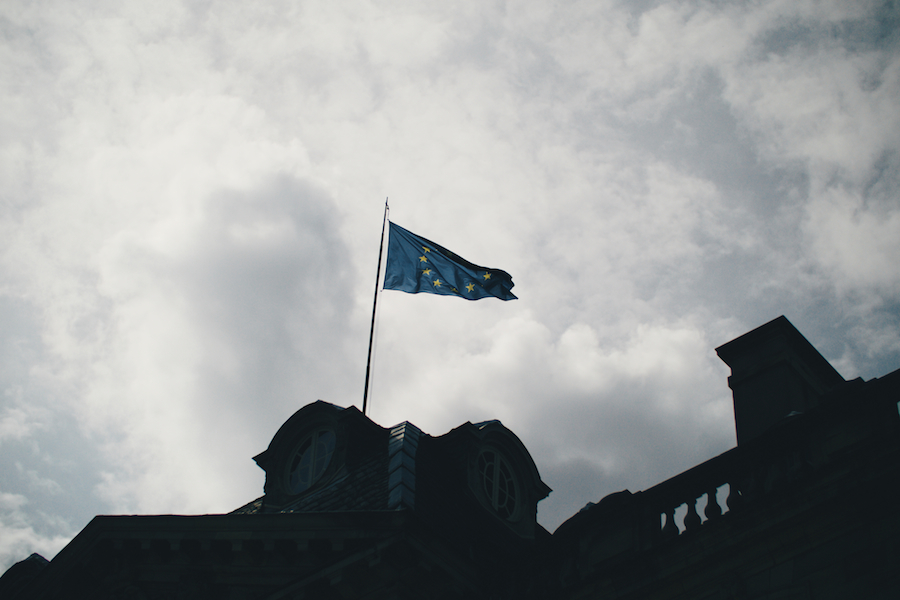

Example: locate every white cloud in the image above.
[0,491,70,571]
[0,407,35,444]
[15,463,63,496]
[804,187,900,293]
[1,0,898,560]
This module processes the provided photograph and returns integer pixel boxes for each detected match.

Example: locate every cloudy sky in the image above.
[2,0,899,569]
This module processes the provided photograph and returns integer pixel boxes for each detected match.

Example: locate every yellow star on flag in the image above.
[422,268,432,277]
[433,279,442,287]
[483,272,491,280]
[419,255,428,263]
[466,283,475,292]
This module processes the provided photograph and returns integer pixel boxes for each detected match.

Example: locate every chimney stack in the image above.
[716,316,845,445]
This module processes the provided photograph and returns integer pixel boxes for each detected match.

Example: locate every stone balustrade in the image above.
[638,413,817,546]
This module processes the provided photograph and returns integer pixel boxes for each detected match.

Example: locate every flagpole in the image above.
[362,198,389,416]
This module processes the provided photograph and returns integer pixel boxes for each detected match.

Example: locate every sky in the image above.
[2,0,899,570]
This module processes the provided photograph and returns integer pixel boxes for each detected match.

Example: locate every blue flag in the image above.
[383,222,517,301]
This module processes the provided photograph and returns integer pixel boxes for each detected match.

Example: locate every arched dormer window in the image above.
[461,421,551,538]
[477,448,520,520]
[285,428,336,495]
[254,401,384,511]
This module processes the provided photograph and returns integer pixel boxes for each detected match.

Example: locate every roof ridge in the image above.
[387,422,421,510]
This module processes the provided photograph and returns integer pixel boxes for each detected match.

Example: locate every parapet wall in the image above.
[552,369,900,600]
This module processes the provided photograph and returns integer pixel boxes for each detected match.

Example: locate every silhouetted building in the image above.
[3,316,899,599]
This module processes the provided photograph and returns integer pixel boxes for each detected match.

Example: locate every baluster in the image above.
[726,480,742,510]
[661,508,678,539]
[742,469,759,502]
[704,488,722,521]
[683,499,701,532]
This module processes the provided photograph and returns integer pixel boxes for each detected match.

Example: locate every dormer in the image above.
[422,419,552,540]
[241,400,551,550]
[251,401,383,510]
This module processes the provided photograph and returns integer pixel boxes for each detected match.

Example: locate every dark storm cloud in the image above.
[81,175,360,515]
[170,176,361,435]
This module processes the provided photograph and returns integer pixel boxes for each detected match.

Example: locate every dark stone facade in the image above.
[3,316,899,599]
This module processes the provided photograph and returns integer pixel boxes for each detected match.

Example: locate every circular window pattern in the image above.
[286,428,336,494]
[477,449,519,520]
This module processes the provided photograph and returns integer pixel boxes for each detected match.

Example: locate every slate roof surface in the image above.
[232,421,422,515]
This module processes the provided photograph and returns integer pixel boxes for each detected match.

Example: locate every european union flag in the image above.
[383,222,517,301]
